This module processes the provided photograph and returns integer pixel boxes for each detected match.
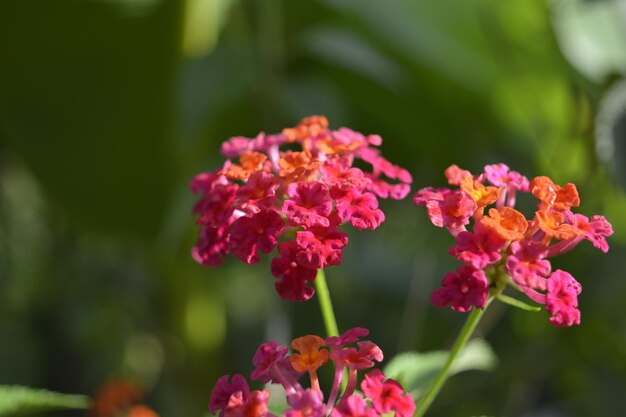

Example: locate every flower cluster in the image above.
[414,164,613,327]
[191,116,412,301]
[90,379,159,417]
[209,328,415,417]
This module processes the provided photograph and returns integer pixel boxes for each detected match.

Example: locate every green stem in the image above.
[414,299,492,417]
[314,268,339,337]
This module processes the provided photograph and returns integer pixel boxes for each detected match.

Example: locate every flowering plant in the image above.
[191,116,412,302]
[197,119,613,417]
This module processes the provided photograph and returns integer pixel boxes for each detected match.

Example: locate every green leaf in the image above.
[0,385,89,416]
[496,294,542,312]
[384,339,497,397]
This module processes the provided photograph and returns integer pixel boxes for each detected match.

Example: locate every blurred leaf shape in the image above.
[0,386,88,416]
[552,0,626,82]
[383,338,497,397]
[182,0,238,57]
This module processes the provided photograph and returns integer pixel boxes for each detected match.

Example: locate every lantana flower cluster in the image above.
[191,116,412,301]
[209,328,415,417]
[414,164,613,327]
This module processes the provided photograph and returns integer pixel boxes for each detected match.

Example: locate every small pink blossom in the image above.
[330,395,378,417]
[545,270,581,327]
[431,266,489,312]
[295,227,348,269]
[325,328,369,349]
[283,182,333,228]
[285,389,325,417]
[444,164,473,185]
[425,190,476,230]
[230,210,286,264]
[223,390,274,417]
[506,240,551,290]
[412,187,451,206]
[192,224,232,266]
[448,229,504,269]
[334,189,385,230]
[320,158,370,193]
[331,341,383,370]
[209,374,250,417]
[271,241,318,302]
[361,369,415,417]
[484,163,529,191]
[236,171,280,214]
[251,341,289,383]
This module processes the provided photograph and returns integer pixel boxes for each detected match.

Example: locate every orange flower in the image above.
[479,207,528,241]
[278,151,320,182]
[289,335,329,373]
[314,136,363,155]
[127,405,159,417]
[283,115,329,143]
[460,176,501,210]
[221,151,269,180]
[90,380,143,417]
[535,210,581,241]
[530,176,580,211]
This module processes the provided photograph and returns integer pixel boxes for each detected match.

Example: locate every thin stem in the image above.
[314,268,339,338]
[414,299,492,417]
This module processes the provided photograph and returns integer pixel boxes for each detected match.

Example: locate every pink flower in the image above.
[444,164,473,185]
[271,241,318,302]
[506,240,551,290]
[330,395,378,417]
[320,158,370,194]
[331,341,383,370]
[251,341,289,384]
[283,182,333,228]
[334,189,385,230]
[448,229,504,269]
[230,210,286,264]
[192,224,231,266]
[295,227,348,269]
[545,270,581,327]
[412,187,451,206]
[361,369,415,417]
[325,328,370,349]
[285,390,325,417]
[209,375,250,417]
[224,390,274,417]
[425,190,476,231]
[192,179,238,227]
[236,171,280,214]
[431,266,489,312]
[570,214,614,253]
[484,163,529,191]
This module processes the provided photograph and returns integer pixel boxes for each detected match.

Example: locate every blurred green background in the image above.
[1,0,626,416]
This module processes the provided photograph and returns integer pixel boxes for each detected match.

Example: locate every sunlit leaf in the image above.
[384,339,497,396]
[0,386,88,416]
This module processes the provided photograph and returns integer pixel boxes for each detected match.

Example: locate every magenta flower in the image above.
[361,369,416,417]
[208,329,414,417]
[448,229,504,269]
[271,241,318,302]
[414,163,613,326]
[229,210,286,264]
[283,182,333,228]
[505,241,551,289]
[425,190,476,232]
[330,395,378,417]
[431,266,489,312]
[285,390,325,417]
[191,116,411,301]
[295,228,348,269]
[545,270,582,327]
[209,374,250,417]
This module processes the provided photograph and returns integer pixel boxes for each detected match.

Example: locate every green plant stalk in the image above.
[414,298,492,417]
[314,268,340,337]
